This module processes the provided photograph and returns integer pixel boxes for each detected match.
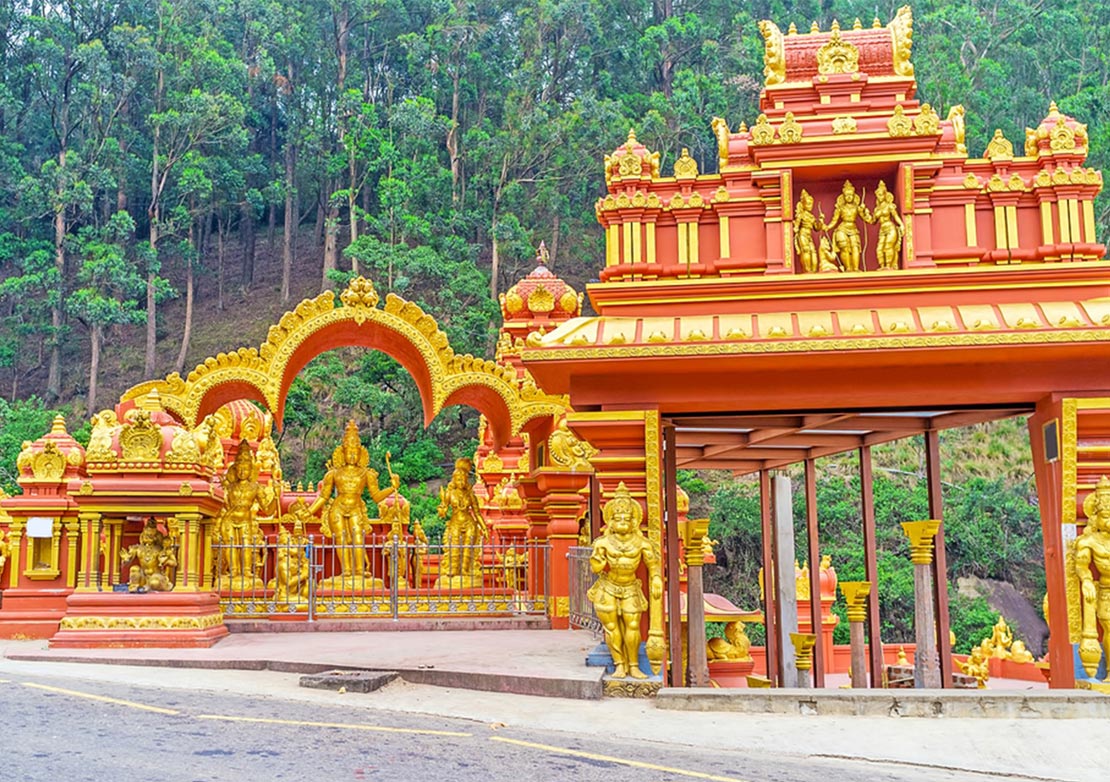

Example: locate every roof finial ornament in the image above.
[853,18,862,29]
[810,21,819,33]
[536,241,550,266]
[625,128,637,147]
[872,16,881,28]
[787,22,797,35]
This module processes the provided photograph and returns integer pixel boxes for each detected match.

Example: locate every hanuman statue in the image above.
[120,518,176,593]
[309,420,394,588]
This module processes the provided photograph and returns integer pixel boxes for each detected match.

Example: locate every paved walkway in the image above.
[0,636,1099,782]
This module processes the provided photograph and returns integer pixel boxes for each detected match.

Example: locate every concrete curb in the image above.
[5,651,604,701]
[655,688,1110,718]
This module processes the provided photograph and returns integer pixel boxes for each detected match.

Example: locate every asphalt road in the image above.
[0,671,1044,782]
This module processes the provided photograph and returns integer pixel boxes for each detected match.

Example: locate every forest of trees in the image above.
[0,0,1100,651]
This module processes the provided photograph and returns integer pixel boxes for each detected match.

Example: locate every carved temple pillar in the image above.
[74,511,103,593]
[170,512,206,592]
[902,520,942,688]
[535,469,590,629]
[841,581,871,687]
[790,632,817,688]
[682,516,711,687]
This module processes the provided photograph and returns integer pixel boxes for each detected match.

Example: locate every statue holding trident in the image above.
[310,420,394,589]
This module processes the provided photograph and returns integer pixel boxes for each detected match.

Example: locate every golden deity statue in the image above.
[872,181,905,270]
[309,420,394,588]
[1076,475,1110,679]
[946,105,967,154]
[707,621,753,662]
[215,441,271,590]
[378,452,411,588]
[587,482,663,679]
[269,501,312,603]
[959,645,990,688]
[120,518,176,592]
[0,529,10,575]
[436,458,488,588]
[987,616,1014,658]
[819,180,873,272]
[793,189,821,274]
[817,236,841,272]
[411,520,429,588]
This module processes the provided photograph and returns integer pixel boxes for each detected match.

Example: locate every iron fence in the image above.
[213,536,550,620]
[567,545,601,636]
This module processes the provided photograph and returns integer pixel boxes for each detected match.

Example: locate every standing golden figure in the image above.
[819,180,873,272]
[872,181,905,270]
[379,452,411,588]
[215,441,271,590]
[793,189,821,273]
[587,482,663,679]
[310,420,394,589]
[1076,475,1110,679]
[435,458,488,588]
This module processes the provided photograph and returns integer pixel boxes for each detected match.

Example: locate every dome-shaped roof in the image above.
[1027,101,1089,157]
[15,415,85,484]
[500,242,581,322]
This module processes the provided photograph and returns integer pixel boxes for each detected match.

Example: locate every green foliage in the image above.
[0,397,65,494]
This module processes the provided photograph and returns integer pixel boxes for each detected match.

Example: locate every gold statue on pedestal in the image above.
[1076,475,1110,679]
[379,453,411,589]
[310,420,394,589]
[707,621,753,662]
[587,483,663,679]
[215,442,271,590]
[269,500,312,603]
[819,180,873,272]
[435,458,487,588]
[120,518,176,592]
[872,181,905,270]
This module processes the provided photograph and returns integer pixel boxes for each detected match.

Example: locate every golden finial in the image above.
[536,240,550,266]
[738,121,748,133]
[853,18,862,29]
[872,16,881,28]
[830,19,840,32]
[810,21,819,33]
[625,128,637,147]
[139,389,163,412]
[897,646,909,665]
[50,414,68,435]
[787,22,797,35]
[1048,100,1060,116]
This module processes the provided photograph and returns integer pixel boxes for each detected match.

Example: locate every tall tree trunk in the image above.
[174,218,196,374]
[268,97,278,245]
[217,213,226,312]
[550,212,560,267]
[282,127,296,303]
[447,69,461,203]
[48,153,66,399]
[240,202,255,287]
[322,201,339,290]
[490,216,500,300]
[145,68,164,379]
[87,324,101,414]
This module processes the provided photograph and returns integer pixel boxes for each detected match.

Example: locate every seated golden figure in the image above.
[435,458,488,589]
[269,500,312,603]
[587,483,663,679]
[215,441,270,591]
[120,518,176,593]
[707,621,753,662]
[309,420,393,589]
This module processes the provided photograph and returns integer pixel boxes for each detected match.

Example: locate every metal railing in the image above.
[213,537,550,620]
[567,545,601,636]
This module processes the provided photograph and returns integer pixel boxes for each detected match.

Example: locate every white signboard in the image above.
[26,517,54,538]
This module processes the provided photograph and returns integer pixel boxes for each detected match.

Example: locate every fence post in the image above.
[307,536,316,623]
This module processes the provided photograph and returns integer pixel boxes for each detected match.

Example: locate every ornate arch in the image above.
[120,277,568,448]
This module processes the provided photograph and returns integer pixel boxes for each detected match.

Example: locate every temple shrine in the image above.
[2,6,1110,694]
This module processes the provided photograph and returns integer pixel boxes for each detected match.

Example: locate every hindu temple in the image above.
[1,6,1108,695]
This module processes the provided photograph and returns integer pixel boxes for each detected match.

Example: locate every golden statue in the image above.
[411,520,429,588]
[215,441,271,590]
[1010,640,1035,663]
[0,529,10,576]
[309,420,394,588]
[120,518,176,592]
[988,616,1014,658]
[436,458,488,588]
[888,5,914,77]
[817,236,841,272]
[707,621,753,662]
[872,181,905,270]
[379,452,411,588]
[587,482,663,679]
[269,501,312,603]
[819,180,872,272]
[960,645,990,688]
[945,105,967,154]
[757,19,786,85]
[548,419,597,471]
[793,189,820,273]
[1076,475,1110,678]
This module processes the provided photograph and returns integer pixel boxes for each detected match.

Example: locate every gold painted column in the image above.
[902,520,942,688]
[790,632,817,688]
[172,512,205,592]
[682,517,711,687]
[7,518,23,588]
[74,511,103,592]
[63,519,79,589]
[840,581,871,688]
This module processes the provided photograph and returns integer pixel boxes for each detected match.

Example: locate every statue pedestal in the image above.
[49,592,227,648]
[433,575,483,589]
[225,576,266,592]
[319,575,384,591]
[708,659,756,688]
[0,587,72,639]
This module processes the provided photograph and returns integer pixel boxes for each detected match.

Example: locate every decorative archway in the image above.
[121,277,568,448]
